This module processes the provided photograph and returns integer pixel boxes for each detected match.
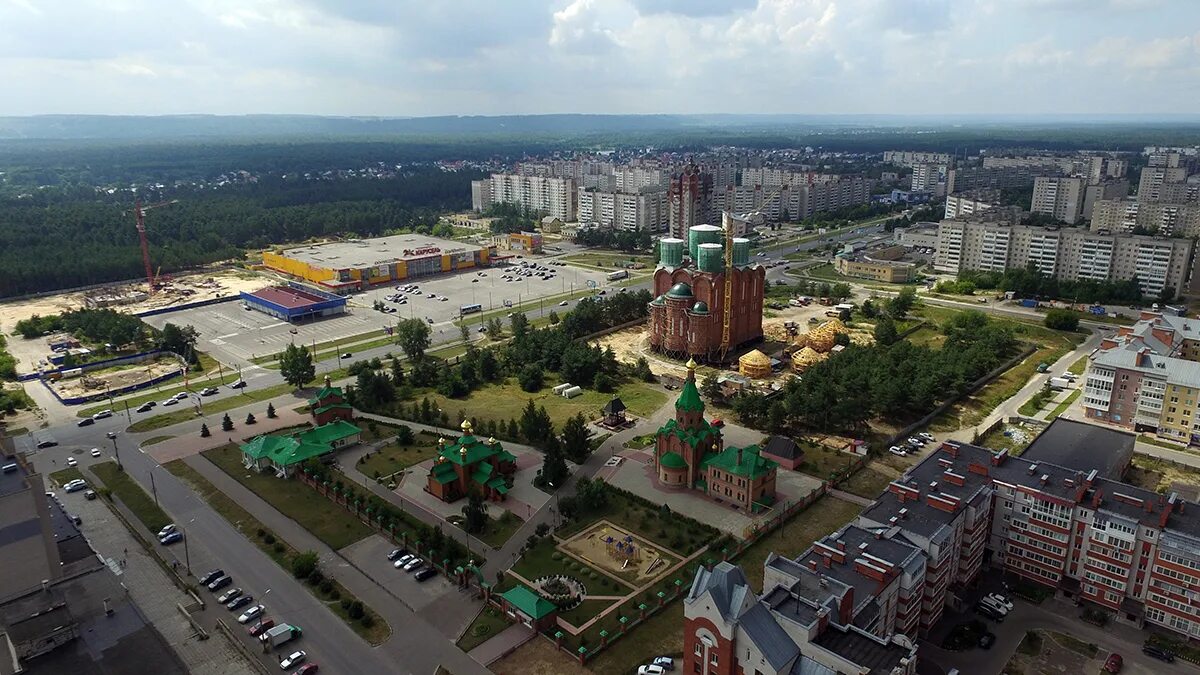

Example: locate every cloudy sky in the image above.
[1,0,1198,116]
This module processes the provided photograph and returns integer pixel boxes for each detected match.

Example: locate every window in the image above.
[694,644,702,657]
[710,652,718,665]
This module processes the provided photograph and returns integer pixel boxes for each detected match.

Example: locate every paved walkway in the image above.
[72,466,257,675]
[180,453,490,675]
[467,623,536,665]
[144,399,312,462]
[829,488,873,506]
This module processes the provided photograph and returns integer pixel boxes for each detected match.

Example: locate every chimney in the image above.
[968,462,990,476]
[823,554,832,569]
[1092,490,1103,508]
[836,539,846,552]
[1145,498,1154,513]
[808,559,819,573]
[1039,474,1048,486]
[1027,463,1039,476]
[943,443,959,458]
[875,530,883,540]
[992,450,1008,466]
[736,447,743,466]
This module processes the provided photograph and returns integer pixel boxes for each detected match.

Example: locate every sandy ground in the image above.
[0,269,270,331]
[560,522,673,584]
[49,356,184,400]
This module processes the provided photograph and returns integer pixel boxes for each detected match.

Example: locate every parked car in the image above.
[64,479,88,493]
[919,432,934,442]
[77,418,95,427]
[227,595,254,611]
[207,575,233,592]
[1103,653,1123,673]
[651,656,675,670]
[637,666,666,675]
[217,588,243,604]
[888,446,907,457]
[174,392,189,401]
[237,604,266,624]
[294,664,318,675]
[249,618,276,637]
[907,437,924,447]
[201,387,219,396]
[975,601,1005,622]
[978,596,1009,617]
[162,398,179,407]
[978,632,996,649]
[230,380,247,388]
[160,531,184,545]
[158,524,177,538]
[386,548,407,561]
[414,568,437,582]
[393,554,414,569]
[84,489,97,500]
[403,557,423,572]
[106,431,117,439]
[90,448,101,457]
[199,570,225,586]
[92,410,113,420]
[985,593,1014,612]
[137,403,155,413]
[1142,644,1175,662]
[66,457,78,468]
[280,650,307,670]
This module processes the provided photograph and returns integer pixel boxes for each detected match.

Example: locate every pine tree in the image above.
[266,402,277,419]
[200,423,210,438]
[221,413,234,431]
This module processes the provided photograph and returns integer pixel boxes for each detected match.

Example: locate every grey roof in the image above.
[602,398,626,415]
[814,627,912,675]
[688,562,752,621]
[1091,344,1200,388]
[738,602,800,671]
[1021,418,1134,480]
[763,435,802,461]
[794,525,920,624]
[279,234,485,268]
[762,585,821,628]
[790,655,836,675]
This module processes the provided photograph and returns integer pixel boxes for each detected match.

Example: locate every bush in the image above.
[340,597,352,610]
[348,600,365,620]
[329,588,340,601]
[1044,308,1080,331]
[307,569,324,586]
[551,551,563,561]
[256,528,266,538]
[273,543,285,554]
[359,614,374,628]
[319,580,333,595]
[264,533,276,545]
[291,551,319,579]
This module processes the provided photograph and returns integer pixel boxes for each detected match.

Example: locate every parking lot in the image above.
[143,262,611,367]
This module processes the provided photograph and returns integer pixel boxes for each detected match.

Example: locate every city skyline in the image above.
[1,0,1198,117]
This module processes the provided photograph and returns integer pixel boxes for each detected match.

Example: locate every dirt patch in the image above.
[0,269,270,330]
[49,355,184,400]
[559,521,677,584]
[491,636,590,675]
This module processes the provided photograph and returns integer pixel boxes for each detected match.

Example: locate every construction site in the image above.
[45,354,186,404]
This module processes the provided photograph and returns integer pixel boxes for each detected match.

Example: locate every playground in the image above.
[559,520,677,584]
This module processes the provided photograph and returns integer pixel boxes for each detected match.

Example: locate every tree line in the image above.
[935,265,1160,304]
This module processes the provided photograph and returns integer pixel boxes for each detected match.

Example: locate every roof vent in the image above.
[1027,463,1039,476]
[929,481,939,491]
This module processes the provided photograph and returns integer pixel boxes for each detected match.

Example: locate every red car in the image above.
[1104,653,1123,673]
[294,664,318,675]
[248,618,276,637]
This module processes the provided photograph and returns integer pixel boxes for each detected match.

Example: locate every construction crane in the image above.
[132,199,177,294]
[718,187,784,361]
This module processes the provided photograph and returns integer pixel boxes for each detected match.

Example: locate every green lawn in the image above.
[164,459,391,645]
[202,443,375,550]
[128,383,301,432]
[409,377,667,431]
[142,435,175,446]
[556,490,718,556]
[560,252,653,269]
[90,461,173,534]
[513,538,632,593]
[250,328,390,365]
[1046,390,1081,420]
[838,464,898,500]
[259,333,401,369]
[795,441,862,484]
[557,598,618,630]
[477,510,525,549]
[356,431,441,479]
[456,605,512,653]
[586,601,684,675]
[733,496,862,593]
[1068,355,1088,376]
[48,467,84,487]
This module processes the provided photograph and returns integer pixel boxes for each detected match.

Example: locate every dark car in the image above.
[1104,653,1123,673]
[208,575,233,592]
[248,618,276,637]
[1142,645,1175,662]
[979,632,996,650]
[136,403,155,413]
[975,602,1005,622]
[414,567,438,582]
[199,570,225,586]
[294,664,318,675]
[226,595,254,611]
[77,418,95,427]
[386,548,408,561]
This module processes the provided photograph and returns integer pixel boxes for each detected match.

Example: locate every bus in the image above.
[606,270,629,281]
[459,303,482,316]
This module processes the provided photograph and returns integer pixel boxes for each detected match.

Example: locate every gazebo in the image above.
[601,397,628,427]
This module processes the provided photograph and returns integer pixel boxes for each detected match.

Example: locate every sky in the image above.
[1,0,1198,117]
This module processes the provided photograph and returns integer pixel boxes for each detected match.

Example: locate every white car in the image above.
[393,554,414,569]
[66,457,78,468]
[90,448,101,457]
[638,666,666,675]
[157,524,177,539]
[907,437,924,447]
[238,604,266,624]
[162,398,179,407]
[280,650,306,670]
[558,300,569,306]
[403,557,422,571]
[985,593,1014,612]
[174,392,189,401]
[92,410,113,420]
[919,432,935,442]
[889,446,907,457]
[64,479,87,493]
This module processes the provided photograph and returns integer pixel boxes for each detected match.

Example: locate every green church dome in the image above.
[660,451,687,469]
[666,282,693,298]
[691,301,709,314]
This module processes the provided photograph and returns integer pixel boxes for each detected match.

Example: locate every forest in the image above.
[0,167,479,297]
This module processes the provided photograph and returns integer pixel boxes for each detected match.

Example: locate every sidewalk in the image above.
[467,623,535,665]
[73,467,257,675]
[181,453,489,673]
[143,396,312,462]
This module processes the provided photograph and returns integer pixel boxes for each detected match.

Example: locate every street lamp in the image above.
[179,518,195,576]
[110,434,122,471]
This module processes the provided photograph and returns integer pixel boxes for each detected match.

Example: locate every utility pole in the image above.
[150,469,158,507]
[123,399,131,424]
[111,436,122,471]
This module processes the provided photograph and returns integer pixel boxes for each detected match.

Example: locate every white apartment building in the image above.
[576,187,669,232]
[1093,199,1200,238]
[935,218,1193,296]
[482,174,578,220]
[1031,176,1087,223]
[944,193,997,220]
[1139,167,1191,201]
[470,179,493,212]
[910,163,948,196]
[883,150,951,167]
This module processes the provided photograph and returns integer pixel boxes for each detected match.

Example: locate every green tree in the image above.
[390,357,405,384]
[873,315,898,346]
[888,287,916,319]
[221,413,233,431]
[561,413,593,464]
[548,310,560,325]
[520,399,553,443]
[266,402,276,419]
[1044,309,1079,331]
[279,343,315,389]
[292,550,319,579]
[396,318,431,360]
[396,424,414,445]
[539,443,569,489]
[158,323,199,362]
[199,423,210,438]
[517,363,544,392]
[245,412,256,425]
[592,371,615,393]
[509,312,530,339]
[462,490,487,534]
[700,374,722,400]
[460,323,470,344]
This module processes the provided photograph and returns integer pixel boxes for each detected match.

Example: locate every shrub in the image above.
[348,600,365,620]
[319,580,333,595]
[273,543,285,554]
[264,533,276,545]
[256,528,266,538]
[329,588,340,601]
[307,569,324,586]
[291,551,319,579]
[340,597,352,610]
[551,552,563,561]
[359,614,374,629]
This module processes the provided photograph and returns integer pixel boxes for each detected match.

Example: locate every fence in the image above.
[39,350,189,405]
[574,316,648,343]
[136,293,240,318]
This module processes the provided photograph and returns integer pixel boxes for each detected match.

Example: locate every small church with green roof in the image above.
[426,420,518,503]
[655,359,778,513]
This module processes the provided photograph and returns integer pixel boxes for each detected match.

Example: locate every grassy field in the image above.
[202,443,375,550]
[795,441,862,483]
[734,496,862,593]
[838,463,900,500]
[164,459,391,644]
[557,598,618,629]
[476,510,525,549]
[259,333,402,369]
[454,288,601,327]
[142,435,175,446]
[490,634,589,675]
[48,467,84,487]
[513,538,633,595]
[585,601,684,675]
[412,378,667,431]
[90,461,172,534]
[76,367,240,418]
[556,489,718,557]
[1046,390,1080,420]
[1068,355,1088,376]
[356,432,442,479]
[250,328,390,365]
[560,252,654,269]
[456,605,512,653]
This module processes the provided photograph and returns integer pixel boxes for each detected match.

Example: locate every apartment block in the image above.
[982,155,1077,173]
[947,164,1053,194]
[910,163,948,196]
[883,150,951,167]
[1139,166,1191,201]
[576,186,669,232]
[1089,156,1129,181]
[668,163,714,239]
[470,179,493,212]
[944,191,998,220]
[1093,199,1200,237]
[485,174,577,221]
[934,217,1193,296]
[1031,176,1087,223]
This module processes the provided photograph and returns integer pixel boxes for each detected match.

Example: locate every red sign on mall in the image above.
[404,247,441,256]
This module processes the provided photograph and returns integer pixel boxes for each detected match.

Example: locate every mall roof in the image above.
[279,234,487,268]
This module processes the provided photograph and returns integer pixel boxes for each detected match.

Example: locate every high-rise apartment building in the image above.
[1031,176,1087,223]
[883,150,951,167]
[668,163,714,239]
[946,164,1053,194]
[910,163,948,196]
[1139,166,1191,201]
[478,174,577,220]
[1092,199,1200,237]
[934,216,1193,296]
[576,186,669,232]
[944,191,999,219]
[470,179,493,212]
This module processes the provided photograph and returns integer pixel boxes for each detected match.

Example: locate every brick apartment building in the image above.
[683,419,1200,675]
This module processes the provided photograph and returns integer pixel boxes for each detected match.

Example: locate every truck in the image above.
[1089,305,1106,316]
[1019,298,1038,308]
[606,270,628,281]
[1048,376,1072,390]
[260,624,302,648]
